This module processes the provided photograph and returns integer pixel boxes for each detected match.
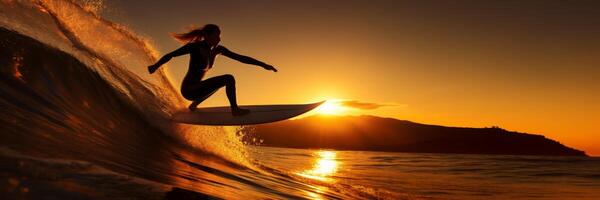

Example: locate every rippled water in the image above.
[250,146,600,199]
[2,1,599,199]
[0,1,388,199]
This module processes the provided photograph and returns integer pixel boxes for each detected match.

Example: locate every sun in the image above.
[315,100,346,115]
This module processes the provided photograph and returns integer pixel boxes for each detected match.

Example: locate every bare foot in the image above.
[188,101,200,111]
[232,107,250,116]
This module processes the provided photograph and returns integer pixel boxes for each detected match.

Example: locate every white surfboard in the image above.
[172,101,324,126]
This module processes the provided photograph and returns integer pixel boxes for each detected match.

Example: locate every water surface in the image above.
[250,146,600,199]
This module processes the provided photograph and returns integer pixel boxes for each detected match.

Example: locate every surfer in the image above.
[148,24,277,116]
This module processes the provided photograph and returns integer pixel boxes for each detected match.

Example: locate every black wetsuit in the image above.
[169,41,236,103]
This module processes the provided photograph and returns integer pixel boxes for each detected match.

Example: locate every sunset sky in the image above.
[105,0,600,155]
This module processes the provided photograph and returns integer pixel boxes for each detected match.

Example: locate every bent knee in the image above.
[222,74,235,84]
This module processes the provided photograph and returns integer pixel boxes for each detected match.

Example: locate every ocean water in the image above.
[1,0,599,199]
[250,146,600,199]
[0,0,387,199]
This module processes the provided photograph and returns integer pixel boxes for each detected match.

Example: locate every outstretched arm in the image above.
[218,46,278,72]
[148,44,191,74]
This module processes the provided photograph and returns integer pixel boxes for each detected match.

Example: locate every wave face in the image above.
[0,0,246,194]
[0,0,251,167]
[0,0,370,199]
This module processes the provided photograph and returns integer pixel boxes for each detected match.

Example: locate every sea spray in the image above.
[0,0,252,167]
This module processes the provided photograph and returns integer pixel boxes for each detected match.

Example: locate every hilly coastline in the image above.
[245,115,586,156]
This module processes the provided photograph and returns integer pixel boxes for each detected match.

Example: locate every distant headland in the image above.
[244,115,587,156]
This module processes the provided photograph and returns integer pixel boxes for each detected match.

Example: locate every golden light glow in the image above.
[297,150,339,182]
[123,1,600,155]
[303,185,328,200]
[315,101,346,115]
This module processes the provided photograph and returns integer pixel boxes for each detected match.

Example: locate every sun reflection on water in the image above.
[297,150,339,183]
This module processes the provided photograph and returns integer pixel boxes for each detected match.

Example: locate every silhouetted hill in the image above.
[245,115,586,156]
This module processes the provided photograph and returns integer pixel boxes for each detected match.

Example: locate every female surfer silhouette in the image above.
[148,24,277,116]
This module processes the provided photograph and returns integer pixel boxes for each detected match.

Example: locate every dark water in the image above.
[1,1,599,199]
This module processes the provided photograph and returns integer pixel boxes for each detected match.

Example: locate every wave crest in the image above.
[0,0,250,167]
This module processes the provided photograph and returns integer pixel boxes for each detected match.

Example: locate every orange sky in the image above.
[106,1,600,156]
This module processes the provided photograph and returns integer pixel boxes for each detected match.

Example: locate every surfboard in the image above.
[172,101,324,126]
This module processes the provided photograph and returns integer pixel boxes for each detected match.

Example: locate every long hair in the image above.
[171,24,220,43]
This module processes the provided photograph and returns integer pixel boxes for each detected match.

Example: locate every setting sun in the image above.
[3,1,600,199]
[315,101,346,115]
